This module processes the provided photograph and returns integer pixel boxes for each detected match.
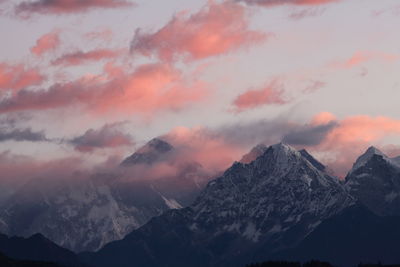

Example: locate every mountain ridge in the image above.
[81,142,354,267]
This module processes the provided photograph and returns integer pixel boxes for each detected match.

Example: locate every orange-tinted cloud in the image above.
[52,49,121,66]
[305,112,400,177]
[0,63,207,117]
[163,126,244,172]
[232,79,287,112]
[31,30,60,56]
[0,63,45,92]
[70,123,134,153]
[16,0,135,15]
[241,0,339,7]
[335,51,399,68]
[130,1,267,62]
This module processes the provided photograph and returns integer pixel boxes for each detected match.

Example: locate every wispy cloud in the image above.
[0,63,208,117]
[31,30,61,56]
[69,123,134,153]
[52,49,122,66]
[0,63,45,92]
[15,0,135,16]
[232,79,288,112]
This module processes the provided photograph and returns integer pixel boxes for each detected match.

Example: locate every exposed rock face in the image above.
[0,138,208,252]
[345,146,400,216]
[120,138,173,166]
[82,143,353,267]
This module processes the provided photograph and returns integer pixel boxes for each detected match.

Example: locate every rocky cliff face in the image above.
[83,143,353,267]
[345,146,400,216]
[0,138,209,252]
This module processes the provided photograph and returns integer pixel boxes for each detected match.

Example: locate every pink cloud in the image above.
[130,1,267,62]
[0,63,45,92]
[335,51,399,68]
[163,126,245,172]
[52,49,122,66]
[16,0,135,15]
[31,30,60,56]
[232,79,288,112]
[0,63,208,117]
[304,112,400,177]
[84,29,114,42]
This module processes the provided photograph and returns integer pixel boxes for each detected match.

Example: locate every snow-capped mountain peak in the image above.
[299,149,326,172]
[271,142,299,155]
[345,146,400,216]
[120,138,173,166]
[351,146,386,172]
[85,143,353,267]
[240,144,268,163]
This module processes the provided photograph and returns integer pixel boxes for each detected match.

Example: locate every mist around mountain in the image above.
[0,138,213,252]
[79,143,400,267]
[2,142,400,267]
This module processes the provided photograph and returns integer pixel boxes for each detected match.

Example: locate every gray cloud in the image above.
[69,123,134,153]
[15,0,135,16]
[216,119,295,147]
[214,116,339,148]
[282,121,338,146]
[0,127,47,142]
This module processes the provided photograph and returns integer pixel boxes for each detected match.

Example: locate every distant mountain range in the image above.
[0,138,211,252]
[2,142,400,267]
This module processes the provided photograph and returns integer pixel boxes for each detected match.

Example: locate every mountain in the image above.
[120,138,173,166]
[81,143,353,267]
[240,144,268,163]
[0,252,62,267]
[119,138,210,206]
[298,149,326,172]
[272,204,400,266]
[345,146,400,216]
[0,138,210,252]
[0,232,82,266]
[0,174,153,253]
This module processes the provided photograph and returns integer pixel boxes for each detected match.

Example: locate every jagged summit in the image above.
[346,146,400,216]
[85,141,352,267]
[270,142,298,154]
[240,143,327,174]
[351,146,386,172]
[120,138,173,166]
[299,149,326,172]
[240,144,268,163]
[139,138,173,153]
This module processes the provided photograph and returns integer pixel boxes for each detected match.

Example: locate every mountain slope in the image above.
[273,204,400,266]
[0,252,62,267]
[0,233,82,266]
[81,143,353,267]
[0,138,209,252]
[120,138,173,166]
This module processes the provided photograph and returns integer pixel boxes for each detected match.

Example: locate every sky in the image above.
[1,0,400,181]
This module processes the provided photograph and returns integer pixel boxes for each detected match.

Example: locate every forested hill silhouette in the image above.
[245,261,400,267]
[245,260,332,267]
